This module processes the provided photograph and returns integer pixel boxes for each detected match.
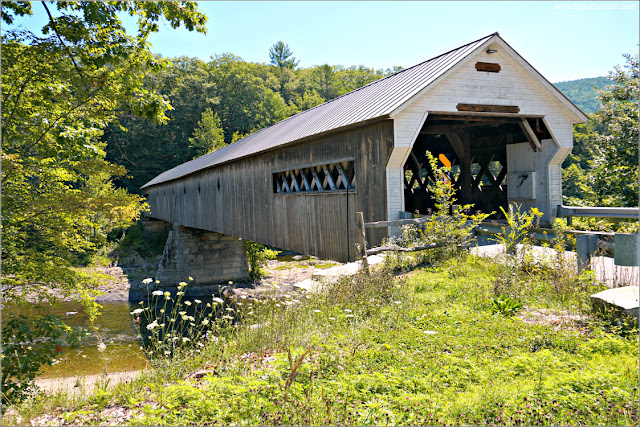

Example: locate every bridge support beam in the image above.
[155,223,250,286]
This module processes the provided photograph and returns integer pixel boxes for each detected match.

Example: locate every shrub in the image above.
[385,151,490,269]
[1,314,84,404]
[245,241,280,280]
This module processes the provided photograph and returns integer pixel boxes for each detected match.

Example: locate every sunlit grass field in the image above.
[5,254,639,426]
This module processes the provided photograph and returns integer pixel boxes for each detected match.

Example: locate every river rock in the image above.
[591,286,639,319]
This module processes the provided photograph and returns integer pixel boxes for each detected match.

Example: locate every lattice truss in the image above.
[404,153,507,193]
[274,161,356,193]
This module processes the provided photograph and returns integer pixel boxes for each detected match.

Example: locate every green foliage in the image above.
[554,76,611,114]
[591,53,639,207]
[491,296,523,316]
[18,255,638,426]
[492,204,543,256]
[245,241,280,280]
[561,54,639,217]
[130,279,219,363]
[386,151,490,268]
[269,41,299,70]
[188,108,225,158]
[1,2,207,304]
[115,221,169,260]
[1,314,84,404]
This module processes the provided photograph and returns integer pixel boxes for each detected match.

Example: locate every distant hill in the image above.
[553,76,611,114]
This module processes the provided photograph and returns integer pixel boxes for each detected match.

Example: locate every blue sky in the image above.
[8,1,639,82]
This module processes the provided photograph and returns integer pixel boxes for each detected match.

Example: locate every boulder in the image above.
[591,286,639,319]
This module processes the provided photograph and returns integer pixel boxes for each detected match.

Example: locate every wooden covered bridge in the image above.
[142,33,587,284]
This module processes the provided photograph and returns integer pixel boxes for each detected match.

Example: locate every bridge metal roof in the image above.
[142,33,501,189]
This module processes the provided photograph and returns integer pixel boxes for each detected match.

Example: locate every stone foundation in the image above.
[155,223,250,286]
[141,216,171,234]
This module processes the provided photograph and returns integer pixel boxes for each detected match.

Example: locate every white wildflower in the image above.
[194,299,202,304]
[189,276,194,281]
[345,314,354,318]
[146,321,159,330]
[179,311,187,316]
[393,301,402,305]
[206,303,211,308]
[213,297,224,304]
[197,342,204,348]
[131,308,144,315]
[152,290,163,296]
[142,278,153,284]
[201,319,209,325]
[344,309,352,313]
[178,282,187,288]
[164,291,171,299]
[97,342,107,352]
[313,310,321,313]
[182,337,190,343]
[177,291,185,296]
[184,301,192,306]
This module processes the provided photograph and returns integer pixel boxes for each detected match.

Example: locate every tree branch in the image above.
[41,2,87,80]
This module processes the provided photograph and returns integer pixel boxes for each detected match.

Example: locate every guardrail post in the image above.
[356,212,369,273]
[576,233,598,272]
[614,233,639,267]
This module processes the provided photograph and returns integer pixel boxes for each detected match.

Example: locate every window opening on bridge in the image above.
[273,161,356,194]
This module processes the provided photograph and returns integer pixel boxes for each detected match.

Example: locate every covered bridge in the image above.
[142,33,587,284]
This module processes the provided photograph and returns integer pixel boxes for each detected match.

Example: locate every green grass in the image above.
[4,255,638,426]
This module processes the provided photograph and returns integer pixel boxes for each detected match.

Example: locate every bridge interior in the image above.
[403,114,552,218]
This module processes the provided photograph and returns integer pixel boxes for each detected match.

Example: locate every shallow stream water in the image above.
[3,301,148,379]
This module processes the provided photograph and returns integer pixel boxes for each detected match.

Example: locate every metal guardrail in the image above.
[557,205,639,226]
[363,210,638,270]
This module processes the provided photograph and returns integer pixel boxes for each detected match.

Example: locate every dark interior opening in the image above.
[403,114,550,219]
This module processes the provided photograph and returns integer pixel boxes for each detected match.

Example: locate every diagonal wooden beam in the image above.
[299,169,311,191]
[519,118,542,152]
[290,172,301,192]
[310,167,325,191]
[322,165,337,190]
[282,173,291,192]
[336,163,350,190]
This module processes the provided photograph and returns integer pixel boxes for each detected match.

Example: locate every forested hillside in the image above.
[104,48,400,193]
[554,76,610,114]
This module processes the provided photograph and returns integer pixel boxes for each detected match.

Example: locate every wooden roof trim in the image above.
[389,36,496,118]
[491,37,588,124]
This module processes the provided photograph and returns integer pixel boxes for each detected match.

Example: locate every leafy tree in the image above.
[104,56,216,193]
[188,108,225,158]
[310,64,342,101]
[591,53,639,207]
[1,1,207,304]
[269,41,299,70]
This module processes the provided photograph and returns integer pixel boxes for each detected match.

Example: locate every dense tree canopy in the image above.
[562,53,638,211]
[1,1,207,303]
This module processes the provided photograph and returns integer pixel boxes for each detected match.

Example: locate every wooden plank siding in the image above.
[144,120,394,262]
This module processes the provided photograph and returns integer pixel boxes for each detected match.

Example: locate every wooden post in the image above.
[356,212,369,273]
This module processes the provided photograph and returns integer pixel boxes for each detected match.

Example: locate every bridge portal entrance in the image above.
[403,114,552,219]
